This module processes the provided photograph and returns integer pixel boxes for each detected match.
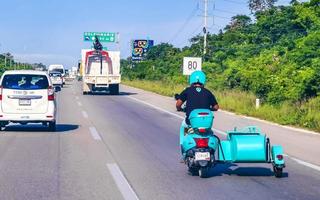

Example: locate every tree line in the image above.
[122,0,319,105]
[0,53,41,73]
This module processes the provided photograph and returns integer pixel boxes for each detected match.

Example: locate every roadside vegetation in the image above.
[121,0,320,132]
[0,53,33,73]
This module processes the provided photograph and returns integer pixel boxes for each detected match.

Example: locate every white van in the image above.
[0,70,57,131]
[48,64,65,84]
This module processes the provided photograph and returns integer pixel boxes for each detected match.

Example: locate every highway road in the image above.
[0,81,320,200]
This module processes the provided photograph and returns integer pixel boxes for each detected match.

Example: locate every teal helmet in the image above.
[189,70,206,85]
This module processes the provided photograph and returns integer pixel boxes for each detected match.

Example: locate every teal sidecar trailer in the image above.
[181,109,285,178]
[218,126,285,178]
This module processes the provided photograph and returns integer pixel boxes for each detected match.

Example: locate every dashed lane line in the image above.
[77,101,82,106]
[107,163,139,200]
[89,126,102,141]
[81,110,88,119]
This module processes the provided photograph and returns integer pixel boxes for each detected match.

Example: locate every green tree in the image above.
[248,0,278,13]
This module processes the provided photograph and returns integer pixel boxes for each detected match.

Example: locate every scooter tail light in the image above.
[198,112,209,116]
[48,86,54,101]
[194,138,209,148]
[276,154,283,160]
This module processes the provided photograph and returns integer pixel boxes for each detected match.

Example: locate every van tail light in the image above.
[0,86,3,101]
[48,86,54,101]
[194,138,209,148]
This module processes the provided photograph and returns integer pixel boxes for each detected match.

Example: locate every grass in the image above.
[123,79,320,133]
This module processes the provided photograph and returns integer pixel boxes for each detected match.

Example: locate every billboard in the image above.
[132,40,154,61]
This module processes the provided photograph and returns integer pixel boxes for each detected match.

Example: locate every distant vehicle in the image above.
[68,66,78,79]
[49,71,63,88]
[0,70,57,131]
[48,64,65,84]
[81,49,121,95]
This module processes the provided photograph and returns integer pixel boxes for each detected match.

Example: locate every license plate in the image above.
[21,116,30,119]
[195,152,210,161]
[19,99,31,106]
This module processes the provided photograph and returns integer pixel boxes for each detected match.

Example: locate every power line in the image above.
[175,23,203,47]
[168,6,199,43]
[214,8,245,15]
[214,15,232,20]
[219,0,247,5]
[204,0,208,55]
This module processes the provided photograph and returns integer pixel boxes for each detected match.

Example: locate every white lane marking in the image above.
[107,163,139,200]
[89,126,102,141]
[82,110,88,119]
[127,96,226,135]
[288,156,320,172]
[127,96,320,172]
[77,101,82,106]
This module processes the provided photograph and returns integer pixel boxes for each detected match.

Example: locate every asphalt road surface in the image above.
[0,81,319,200]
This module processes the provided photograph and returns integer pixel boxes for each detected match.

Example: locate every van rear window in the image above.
[50,69,64,74]
[2,74,49,90]
[49,73,62,77]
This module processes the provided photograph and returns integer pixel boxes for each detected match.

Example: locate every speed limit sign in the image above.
[183,57,202,75]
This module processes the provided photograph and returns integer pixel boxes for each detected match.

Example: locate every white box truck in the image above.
[81,49,121,95]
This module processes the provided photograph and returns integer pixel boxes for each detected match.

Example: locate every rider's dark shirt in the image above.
[178,86,218,124]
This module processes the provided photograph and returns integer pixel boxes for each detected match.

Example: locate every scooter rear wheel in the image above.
[188,167,199,176]
[199,167,209,178]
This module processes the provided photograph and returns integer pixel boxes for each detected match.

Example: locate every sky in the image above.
[0,0,292,68]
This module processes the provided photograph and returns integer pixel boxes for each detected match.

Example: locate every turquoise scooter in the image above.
[179,108,285,178]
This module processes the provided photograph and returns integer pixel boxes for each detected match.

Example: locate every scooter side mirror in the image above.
[174,94,180,100]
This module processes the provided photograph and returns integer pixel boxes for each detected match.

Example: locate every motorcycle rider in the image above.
[176,70,219,125]
[176,71,219,160]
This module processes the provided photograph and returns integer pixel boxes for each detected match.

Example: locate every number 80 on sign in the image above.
[183,57,202,75]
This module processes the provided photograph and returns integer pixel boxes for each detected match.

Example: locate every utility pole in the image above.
[203,0,208,56]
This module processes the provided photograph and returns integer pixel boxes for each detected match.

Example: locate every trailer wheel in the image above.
[273,166,283,178]
[109,84,119,95]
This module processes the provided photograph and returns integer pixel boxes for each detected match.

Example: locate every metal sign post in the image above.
[92,36,104,75]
